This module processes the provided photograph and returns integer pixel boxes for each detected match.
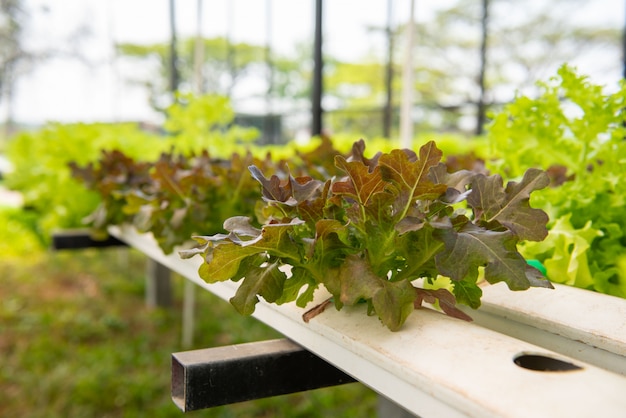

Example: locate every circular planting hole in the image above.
[513,353,583,372]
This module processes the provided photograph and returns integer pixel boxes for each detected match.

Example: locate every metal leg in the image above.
[146,258,172,308]
[181,280,196,348]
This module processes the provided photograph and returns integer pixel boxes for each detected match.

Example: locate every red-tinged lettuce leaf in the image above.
[248,165,294,204]
[70,149,152,197]
[178,232,231,259]
[435,223,552,290]
[152,154,187,198]
[427,163,476,203]
[290,175,323,203]
[332,155,387,207]
[178,234,229,268]
[415,288,473,322]
[223,216,262,237]
[444,151,488,175]
[349,139,381,170]
[339,255,416,331]
[395,216,426,234]
[428,163,475,190]
[296,180,331,227]
[230,261,287,315]
[249,165,323,207]
[468,168,550,241]
[378,142,448,205]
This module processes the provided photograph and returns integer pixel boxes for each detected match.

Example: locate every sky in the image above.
[12,0,436,124]
[5,0,625,126]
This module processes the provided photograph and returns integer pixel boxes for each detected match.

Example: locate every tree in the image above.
[403,0,621,132]
[117,37,269,111]
[323,59,394,137]
[115,1,622,136]
[0,1,90,135]
[0,0,29,133]
[488,1,619,91]
[324,0,622,136]
[320,0,621,137]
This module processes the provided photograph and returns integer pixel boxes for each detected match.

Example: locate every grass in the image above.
[0,246,378,417]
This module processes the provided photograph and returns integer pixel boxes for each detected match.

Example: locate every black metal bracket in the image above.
[51,229,127,250]
[171,338,356,412]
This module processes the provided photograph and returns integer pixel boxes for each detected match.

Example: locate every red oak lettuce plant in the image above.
[182,141,552,331]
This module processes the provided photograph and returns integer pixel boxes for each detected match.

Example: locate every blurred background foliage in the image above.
[1,0,625,416]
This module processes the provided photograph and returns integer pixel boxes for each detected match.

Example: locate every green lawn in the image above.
[0,247,377,417]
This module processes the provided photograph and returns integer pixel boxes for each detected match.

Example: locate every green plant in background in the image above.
[5,122,167,244]
[0,207,44,258]
[4,94,258,246]
[183,140,552,331]
[163,93,259,156]
[71,149,278,254]
[487,64,626,298]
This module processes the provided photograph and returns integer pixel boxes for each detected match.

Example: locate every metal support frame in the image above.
[110,225,626,417]
[146,258,173,308]
[52,229,127,250]
[311,0,323,137]
[171,338,356,412]
[181,279,196,348]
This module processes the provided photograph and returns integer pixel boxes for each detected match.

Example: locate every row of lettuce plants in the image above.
[6,66,624,331]
[69,135,551,331]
